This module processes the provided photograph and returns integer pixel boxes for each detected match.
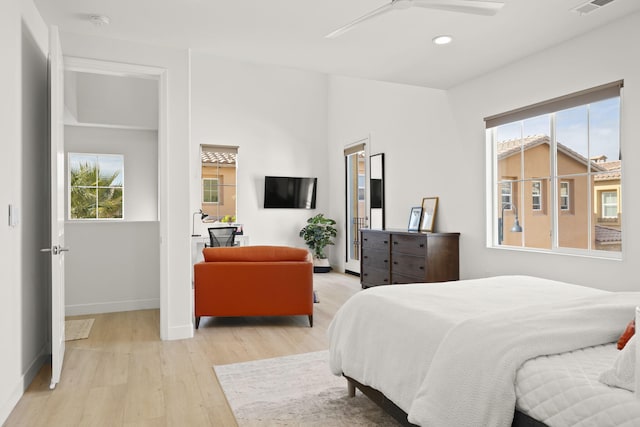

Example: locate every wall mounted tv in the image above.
[264,176,317,209]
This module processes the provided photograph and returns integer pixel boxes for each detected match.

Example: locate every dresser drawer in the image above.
[391,234,427,256]
[392,254,426,278]
[361,231,390,250]
[362,249,389,270]
[391,272,425,285]
[361,267,390,287]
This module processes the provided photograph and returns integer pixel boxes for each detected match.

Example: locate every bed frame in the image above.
[345,375,549,427]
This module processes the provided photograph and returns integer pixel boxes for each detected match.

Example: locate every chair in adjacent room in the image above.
[207,226,238,247]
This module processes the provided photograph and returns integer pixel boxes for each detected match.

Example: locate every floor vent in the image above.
[572,0,615,15]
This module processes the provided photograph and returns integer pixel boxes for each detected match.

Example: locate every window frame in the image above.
[200,145,238,222]
[601,190,618,219]
[485,81,622,259]
[68,152,124,221]
[559,181,570,212]
[531,180,542,212]
[202,177,220,204]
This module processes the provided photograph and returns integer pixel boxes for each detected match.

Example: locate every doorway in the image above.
[344,140,367,274]
[62,57,167,336]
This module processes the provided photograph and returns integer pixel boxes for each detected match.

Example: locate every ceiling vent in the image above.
[572,0,615,15]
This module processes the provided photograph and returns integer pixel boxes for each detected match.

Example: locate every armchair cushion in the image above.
[203,245,309,262]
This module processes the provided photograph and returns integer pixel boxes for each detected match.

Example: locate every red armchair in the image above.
[194,246,313,328]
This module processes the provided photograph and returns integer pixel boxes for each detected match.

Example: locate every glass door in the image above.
[345,142,367,274]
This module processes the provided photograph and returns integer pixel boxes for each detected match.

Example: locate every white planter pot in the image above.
[313,258,331,273]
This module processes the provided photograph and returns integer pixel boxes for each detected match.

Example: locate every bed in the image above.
[327,275,640,427]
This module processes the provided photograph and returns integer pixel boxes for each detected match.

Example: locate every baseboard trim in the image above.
[0,346,48,425]
[164,323,194,341]
[66,298,160,316]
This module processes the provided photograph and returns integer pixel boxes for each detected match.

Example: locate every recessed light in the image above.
[432,35,453,45]
[89,15,111,26]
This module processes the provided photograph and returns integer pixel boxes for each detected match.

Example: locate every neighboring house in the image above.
[592,158,622,251]
[497,135,621,251]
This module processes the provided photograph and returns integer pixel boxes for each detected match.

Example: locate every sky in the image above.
[495,97,621,162]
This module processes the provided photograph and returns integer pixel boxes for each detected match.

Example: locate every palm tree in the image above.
[70,162,123,219]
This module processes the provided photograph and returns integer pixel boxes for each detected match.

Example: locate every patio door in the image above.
[344,140,367,274]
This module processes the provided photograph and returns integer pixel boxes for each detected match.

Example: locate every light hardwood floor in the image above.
[5,272,361,427]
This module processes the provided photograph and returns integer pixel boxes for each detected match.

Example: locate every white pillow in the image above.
[600,335,636,392]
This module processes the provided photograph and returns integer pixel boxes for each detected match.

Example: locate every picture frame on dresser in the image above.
[408,207,422,231]
[420,197,438,232]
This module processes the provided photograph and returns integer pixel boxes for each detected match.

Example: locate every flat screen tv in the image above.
[264,176,317,209]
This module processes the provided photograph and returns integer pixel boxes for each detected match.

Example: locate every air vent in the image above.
[572,0,615,15]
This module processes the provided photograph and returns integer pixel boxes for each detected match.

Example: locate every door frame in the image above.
[64,56,169,338]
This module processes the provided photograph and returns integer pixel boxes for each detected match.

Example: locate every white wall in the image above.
[327,76,457,271]
[65,222,160,315]
[190,54,329,248]
[60,33,192,340]
[444,11,640,290]
[69,72,159,129]
[0,0,49,423]
[65,126,159,221]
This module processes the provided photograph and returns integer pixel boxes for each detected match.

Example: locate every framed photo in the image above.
[408,207,422,231]
[420,197,439,232]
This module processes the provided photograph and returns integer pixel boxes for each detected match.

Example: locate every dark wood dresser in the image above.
[360,229,459,288]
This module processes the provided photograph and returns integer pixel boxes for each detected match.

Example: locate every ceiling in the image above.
[34,0,640,89]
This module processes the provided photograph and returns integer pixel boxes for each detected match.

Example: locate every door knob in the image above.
[40,245,70,255]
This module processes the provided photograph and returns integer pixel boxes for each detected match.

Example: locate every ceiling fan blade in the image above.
[325,3,394,39]
[411,0,505,16]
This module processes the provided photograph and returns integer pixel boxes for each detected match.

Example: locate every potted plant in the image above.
[299,213,337,273]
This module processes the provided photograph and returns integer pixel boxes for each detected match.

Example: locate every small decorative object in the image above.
[420,197,439,232]
[408,207,422,231]
[299,213,337,273]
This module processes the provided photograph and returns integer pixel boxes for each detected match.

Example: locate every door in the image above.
[344,142,367,274]
[45,26,68,390]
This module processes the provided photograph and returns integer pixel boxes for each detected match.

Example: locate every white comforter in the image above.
[328,275,640,427]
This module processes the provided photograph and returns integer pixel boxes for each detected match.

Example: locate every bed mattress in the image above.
[516,343,640,427]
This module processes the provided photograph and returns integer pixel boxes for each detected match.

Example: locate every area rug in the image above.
[214,350,398,426]
[64,318,95,341]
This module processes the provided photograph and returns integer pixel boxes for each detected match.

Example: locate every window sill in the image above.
[488,244,622,261]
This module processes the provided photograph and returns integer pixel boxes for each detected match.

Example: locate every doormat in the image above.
[65,318,95,341]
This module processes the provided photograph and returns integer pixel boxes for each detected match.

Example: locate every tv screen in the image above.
[264,176,317,209]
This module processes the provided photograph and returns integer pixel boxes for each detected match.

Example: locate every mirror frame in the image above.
[369,153,385,230]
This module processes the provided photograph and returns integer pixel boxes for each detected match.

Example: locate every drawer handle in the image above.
[383,240,388,244]
[364,255,368,259]
[384,259,388,263]
[384,279,389,282]
[419,244,425,248]
[419,266,424,270]
[363,238,368,241]
[393,241,398,245]
[393,261,398,265]
[363,273,368,277]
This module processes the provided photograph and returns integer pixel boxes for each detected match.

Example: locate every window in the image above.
[203,178,219,203]
[201,145,237,222]
[501,182,513,207]
[69,153,124,219]
[531,181,542,211]
[486,81,622,256]
[560,181,570,211]
[602,191,618,218]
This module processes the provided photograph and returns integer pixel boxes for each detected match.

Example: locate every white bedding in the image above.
[516,343,640,427]
[328,275,640,427]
